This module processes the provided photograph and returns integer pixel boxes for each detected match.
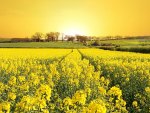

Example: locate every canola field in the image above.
[0,49,150,113]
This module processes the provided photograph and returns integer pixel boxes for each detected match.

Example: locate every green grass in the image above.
[90,39,150,53]
[0,42,87,48]
[115,46,150,53]
[0,38,150,53]
[0,38,11,42]
[98,39,150,46]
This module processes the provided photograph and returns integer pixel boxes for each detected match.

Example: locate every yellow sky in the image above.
[0,0,150,38]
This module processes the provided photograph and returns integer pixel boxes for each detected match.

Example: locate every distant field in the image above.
[0,42,86,48]
[99,39,150,46]
[0,38,150,53]
[96,39,150,53]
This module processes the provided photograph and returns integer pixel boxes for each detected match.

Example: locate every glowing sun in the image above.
[63,27,86,36]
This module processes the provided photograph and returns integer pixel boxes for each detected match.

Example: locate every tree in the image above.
[61,33,65,42]
[55,32,60,41]
[67,36,75,42]
[76,35,88,43]
[32,32,43,42]
[46,32,60,41]
[46,32,54,41]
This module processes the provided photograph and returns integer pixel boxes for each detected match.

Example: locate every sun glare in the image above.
[63,27,86,36]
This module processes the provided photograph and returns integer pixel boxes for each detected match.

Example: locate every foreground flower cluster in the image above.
[0,49,149,113]
[80,49,150,113]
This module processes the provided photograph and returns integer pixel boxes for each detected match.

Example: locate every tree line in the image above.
[11,32,93,43]
[10,32,150,43]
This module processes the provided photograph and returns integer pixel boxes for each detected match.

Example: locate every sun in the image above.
[65,29,81,36]
[63,27,86,36]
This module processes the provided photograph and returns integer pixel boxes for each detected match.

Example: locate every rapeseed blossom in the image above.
[0,49,149,112]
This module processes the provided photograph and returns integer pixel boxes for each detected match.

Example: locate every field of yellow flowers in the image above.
[0,48,149,113]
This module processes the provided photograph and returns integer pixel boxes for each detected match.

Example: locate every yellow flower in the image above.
[74,79,79,86]
[101,77,105,82]
[98,87,106,95]
[108,86,122,99]
[8,76,16,86]
[18,76,26,82]
[39,99,47,109]
[85,88,91,96]
[42,109,49,113]
[132,101,138,107]
[8,92,16,100]
[30,73,40,85]
[15,95,34,112]
[66,110,77,113]
[88,99,106,113]
[145,87,150,93]
[2,102,10,112]
[63,97,73,106]
[125,77,129,82]
[19,83,29,92]
[0,104,2,111]
[0,82,5,94]
[72,90,87,105]
[22,95,31,103]
[120,99,126,106]
[36,84,51,101]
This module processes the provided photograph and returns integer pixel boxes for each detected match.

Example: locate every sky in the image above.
[0,0,150,38]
